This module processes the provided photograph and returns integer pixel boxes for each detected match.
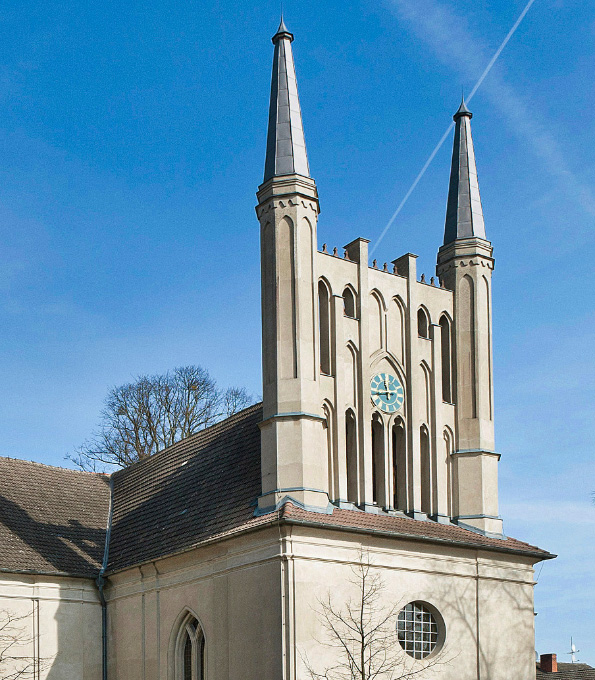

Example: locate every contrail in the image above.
[371,0,537,255]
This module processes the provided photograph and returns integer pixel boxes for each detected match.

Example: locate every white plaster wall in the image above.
[0,572,102,680]
[106,530,284,680]
[105,525,538,680]
[288,527,537,680]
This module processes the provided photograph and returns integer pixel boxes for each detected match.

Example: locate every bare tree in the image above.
[302,551,448,680]
[0,609,42,680]
[68,365,254,471]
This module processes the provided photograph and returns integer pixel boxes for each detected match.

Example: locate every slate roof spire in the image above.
[263,17,310,181]
[443,97,487,244]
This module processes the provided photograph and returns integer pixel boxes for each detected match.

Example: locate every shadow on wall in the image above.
[438,562,536,678]
[0,492,107,678]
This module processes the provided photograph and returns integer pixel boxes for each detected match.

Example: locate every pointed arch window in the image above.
[439,315,453,403]
[318,280,332,375]
[371,413,385,507]
[417,308,429,339]
[345,409,358,504]
[343,287,356,318]
[175,614,205,680]
[392,419,407,512]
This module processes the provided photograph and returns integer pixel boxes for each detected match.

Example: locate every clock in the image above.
[370,373,404,413]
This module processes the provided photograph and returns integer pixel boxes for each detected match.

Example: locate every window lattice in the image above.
[396,602,439,659]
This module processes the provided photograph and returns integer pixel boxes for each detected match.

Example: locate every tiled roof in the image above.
[536,663,595,679]
[0,403,553,579]
[107,403,265,573]
[0,457,110,578]
[106,403,552,573]
[280,504,552,559]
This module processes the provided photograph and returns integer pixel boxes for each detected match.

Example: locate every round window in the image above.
[396,601,443,659]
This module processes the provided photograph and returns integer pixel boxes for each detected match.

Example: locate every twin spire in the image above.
[262,21,487,245]
[443,98,487,244]
[263,17,310,181]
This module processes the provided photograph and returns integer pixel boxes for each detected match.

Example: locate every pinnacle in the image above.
[454,96,472,120]
[272,15,293,43]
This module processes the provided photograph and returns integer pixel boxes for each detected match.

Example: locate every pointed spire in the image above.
[263,18,310,181]
[443,98,486,244]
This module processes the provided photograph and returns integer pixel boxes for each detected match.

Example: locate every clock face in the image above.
[370,373,404,413]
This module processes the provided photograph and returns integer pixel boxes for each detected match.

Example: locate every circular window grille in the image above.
[396,602,440,659]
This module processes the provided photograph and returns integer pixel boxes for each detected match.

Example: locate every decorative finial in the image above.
[430,276,435,286]
[273,15,293,42]
[383,262,388,272]
[440,278,445,288]
[343,249,350,260]
[333,247,338,257]
[454,95,472,120]
[322,243,328,254]
[372,259,378,269]
[420,273,426,283]
[393,264,398,275]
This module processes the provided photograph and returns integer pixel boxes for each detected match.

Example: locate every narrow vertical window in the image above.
[372,414,385,507]
[392,420,406,511]
[420,426,432,515]
[184,635,193,680]
[346,410,358,504]
[319,280,331,375]
[439,315,452,403]
[417,308,429,338]
[343,287,356,318]
[176,614,205,680]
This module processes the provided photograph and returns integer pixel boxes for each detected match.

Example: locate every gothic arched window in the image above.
[417,308,429,339]
[372,413,385,507]
[343,287,356,318]
[319,280,332,375]
[439,315,453,403]
[392,419,407,512]
[175,613,205,680]
[345,409,358,504]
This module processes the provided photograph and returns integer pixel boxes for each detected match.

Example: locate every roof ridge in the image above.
[111,401,263,478]
[0,456,109,476]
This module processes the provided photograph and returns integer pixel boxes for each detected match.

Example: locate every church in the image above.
[0,19,554,680]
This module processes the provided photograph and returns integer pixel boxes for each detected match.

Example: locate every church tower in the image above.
[436,99,502,536]
[256,24,503,537]
[256,19,328,513]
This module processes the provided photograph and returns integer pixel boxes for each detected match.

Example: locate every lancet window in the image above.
[343,287,356,318]
[175,613,205,680]
[417,308,429,339]
[392,419,407,511]
[439,315,453,403]
[345,409,358,504]
[318,280,331,375]
[371,414,385,507]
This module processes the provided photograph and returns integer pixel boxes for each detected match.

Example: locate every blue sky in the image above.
[0,0,592,663]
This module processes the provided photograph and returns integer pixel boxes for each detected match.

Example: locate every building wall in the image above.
[315,245,457,519]
[0,572,102,680]
[106,528,284,680]
[106,525,538,680]
[290,525,537,680]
